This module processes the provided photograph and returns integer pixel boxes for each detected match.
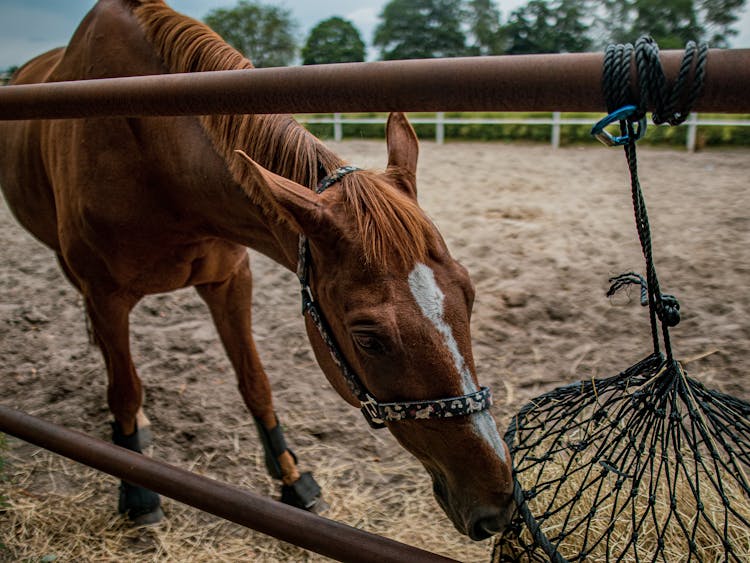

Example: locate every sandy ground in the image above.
[1,140,749,562]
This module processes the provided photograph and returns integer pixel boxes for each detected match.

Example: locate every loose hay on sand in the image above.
[0,437,493,562]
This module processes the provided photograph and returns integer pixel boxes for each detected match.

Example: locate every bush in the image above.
[0,433,7,554]
[0,432,6,505]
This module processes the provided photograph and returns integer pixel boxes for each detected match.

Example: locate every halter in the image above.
[297,166,493,429]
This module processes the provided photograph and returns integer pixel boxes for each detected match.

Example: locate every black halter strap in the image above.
[297,166,493,429]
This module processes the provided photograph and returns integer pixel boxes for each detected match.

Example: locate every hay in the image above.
[0,436,494,562]
[495,444,750,561]
[493,356,750,562]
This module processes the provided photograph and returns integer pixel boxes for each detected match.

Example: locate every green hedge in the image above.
[0,433,6,557]
[300,112,750,147]
[0,432,6,544]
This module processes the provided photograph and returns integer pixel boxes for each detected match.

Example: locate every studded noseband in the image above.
[297,166,492,429]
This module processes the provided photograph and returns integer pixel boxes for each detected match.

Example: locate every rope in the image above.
[602,37,708,124]
[601,36,707,362]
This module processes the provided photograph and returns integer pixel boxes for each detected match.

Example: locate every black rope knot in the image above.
[607,273,680,327]
[659,294,681,327]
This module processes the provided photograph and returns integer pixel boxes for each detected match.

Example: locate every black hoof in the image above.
[118,480,163,524]
[131,506,165,526]
[280,472,324,511]
[136,425,153,449]
[306,496,330,515]
[112,421,162,524]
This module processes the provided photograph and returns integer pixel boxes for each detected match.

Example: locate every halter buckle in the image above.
[300,285,314,314]
[360,396,386,429]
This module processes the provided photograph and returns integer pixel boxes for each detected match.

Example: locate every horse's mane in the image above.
[125,0,433,269]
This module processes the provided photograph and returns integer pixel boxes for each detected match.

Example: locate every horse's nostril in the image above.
[469,517,497,541]
[468,512,507,541]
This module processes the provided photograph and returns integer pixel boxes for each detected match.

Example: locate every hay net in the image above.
[492,37,750,562]
[493,353,750,562]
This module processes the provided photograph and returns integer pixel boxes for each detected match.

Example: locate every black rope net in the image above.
[493,353,750,562]
[492,38,750,562]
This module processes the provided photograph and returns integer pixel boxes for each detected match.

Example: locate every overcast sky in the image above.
[1,0,749,69]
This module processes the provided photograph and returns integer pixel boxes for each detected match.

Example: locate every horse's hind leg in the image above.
[195,253,324,511]
[83,289,163,524]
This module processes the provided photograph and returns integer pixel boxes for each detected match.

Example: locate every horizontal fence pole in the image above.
[0,50,748,120]
[0,405,458,563]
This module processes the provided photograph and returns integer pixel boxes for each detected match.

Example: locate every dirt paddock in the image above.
[1,140,749,562]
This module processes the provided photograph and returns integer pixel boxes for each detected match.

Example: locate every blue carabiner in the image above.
[591,105,648,147]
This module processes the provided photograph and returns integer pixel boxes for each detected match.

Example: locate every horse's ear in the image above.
[235,150,322,235]
[385,112,418,199]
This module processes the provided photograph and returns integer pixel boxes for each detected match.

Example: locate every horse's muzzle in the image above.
[432,474,513,540]
[467,507,513,541]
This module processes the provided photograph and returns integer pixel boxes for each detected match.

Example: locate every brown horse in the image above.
[0,0,513,539]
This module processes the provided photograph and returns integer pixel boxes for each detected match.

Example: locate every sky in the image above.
[1,0,749,69]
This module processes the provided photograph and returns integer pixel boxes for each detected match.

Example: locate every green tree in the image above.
[698,0,747,46]
[466,0,504,55]
[302,17,366,64]
[0,432,7,511]
[373,0,469,60]
[1,66,19,85]
[598,0,746,47]
[204,1,297,67]
[505,0,593,54]
[597,0,634,45]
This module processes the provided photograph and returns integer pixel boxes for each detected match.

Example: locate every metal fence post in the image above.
[436,112,445,144]
[334,112,343,142]
[687,113,698,152]
[551,111,561,149]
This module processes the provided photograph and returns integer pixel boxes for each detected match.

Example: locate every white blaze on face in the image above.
[407,263,473,384]
[407,263,507,462]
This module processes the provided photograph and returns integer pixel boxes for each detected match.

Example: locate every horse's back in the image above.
[0,0,189,253]
[0,0,149,249]
[10,47,65,85]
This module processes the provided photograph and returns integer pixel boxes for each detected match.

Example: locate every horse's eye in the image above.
[352,332,386,355]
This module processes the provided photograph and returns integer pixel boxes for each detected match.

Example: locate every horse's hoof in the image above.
[118,481,162,524]
[136,425,153,449]
[307,496,329,514]
[130,506,165,526]
[280,472,323,511]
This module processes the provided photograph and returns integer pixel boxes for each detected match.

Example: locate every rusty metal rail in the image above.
[0,405,457,563]
[1,50,748,120]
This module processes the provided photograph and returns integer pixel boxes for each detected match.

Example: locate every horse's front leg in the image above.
[84,289,163,524]
[195,253,324,511]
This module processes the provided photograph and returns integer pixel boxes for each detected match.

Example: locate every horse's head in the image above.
[238,113,513,540]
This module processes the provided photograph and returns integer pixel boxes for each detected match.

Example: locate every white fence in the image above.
[298,112,750,152]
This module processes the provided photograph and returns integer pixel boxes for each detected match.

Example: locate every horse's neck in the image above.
[64,0,340,271]
[210,113,341,190]
[120,0,344,189]
[195,113,344,267]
